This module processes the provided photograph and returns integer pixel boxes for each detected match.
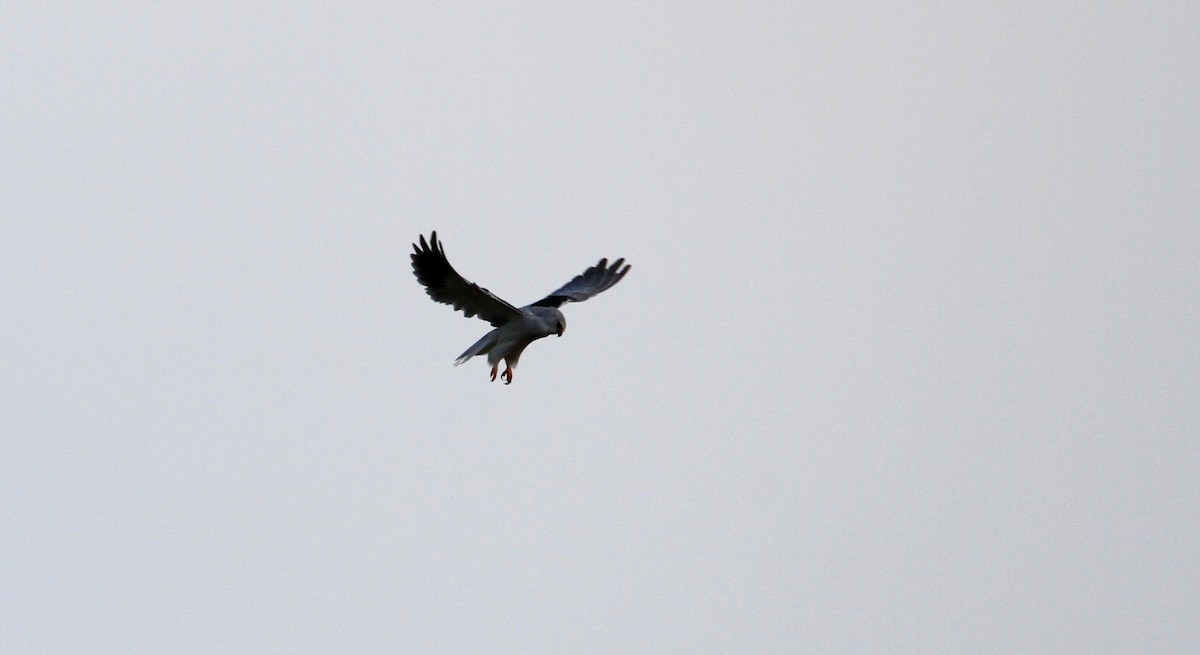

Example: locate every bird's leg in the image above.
[502,366,513,385]
[490,364,498,381]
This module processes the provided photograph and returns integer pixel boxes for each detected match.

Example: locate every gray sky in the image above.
[4,3,1198,653]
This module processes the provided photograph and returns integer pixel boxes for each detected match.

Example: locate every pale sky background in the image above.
[3,3,1198,653]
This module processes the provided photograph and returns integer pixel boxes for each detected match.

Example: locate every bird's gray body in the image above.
[454,305,566,369]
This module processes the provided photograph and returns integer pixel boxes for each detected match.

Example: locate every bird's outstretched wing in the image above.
[530,258,631,308]
[411,232,524,327]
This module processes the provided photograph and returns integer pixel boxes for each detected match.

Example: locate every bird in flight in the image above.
[411,231,631,384]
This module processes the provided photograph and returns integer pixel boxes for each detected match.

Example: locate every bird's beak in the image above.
[557,326,565,337]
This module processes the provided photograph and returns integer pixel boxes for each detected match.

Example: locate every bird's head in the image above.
[527,305,567,338]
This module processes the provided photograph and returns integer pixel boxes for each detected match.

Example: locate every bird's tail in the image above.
[454,331,495,366]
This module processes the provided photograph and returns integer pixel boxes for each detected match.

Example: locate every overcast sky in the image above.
[3,3,1198,653]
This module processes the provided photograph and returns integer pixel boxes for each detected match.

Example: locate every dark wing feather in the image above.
[411,232,523,327]
[530,257,631,308]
